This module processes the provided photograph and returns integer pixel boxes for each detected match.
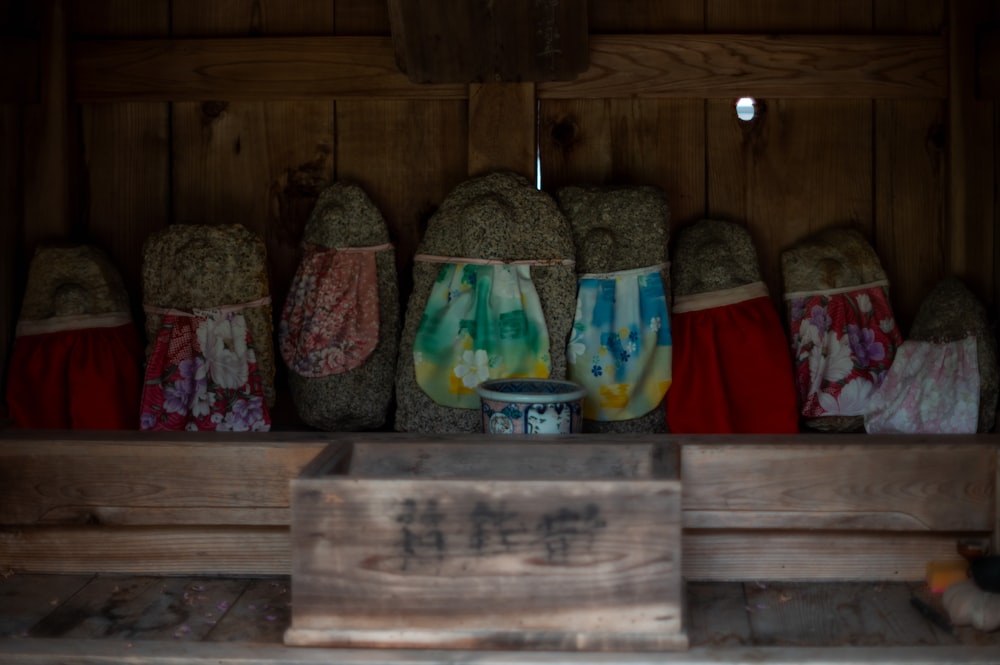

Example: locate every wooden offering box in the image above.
[285,438,685,652]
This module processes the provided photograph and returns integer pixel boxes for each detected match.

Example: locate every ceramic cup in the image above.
[476,378,586,435]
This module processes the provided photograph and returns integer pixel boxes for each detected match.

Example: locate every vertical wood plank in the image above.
[948,0,997,305]
[538,5,705,229]
[335,99,468,301]
[0,104,20,419]
[72,1,170,313]
[170,0,335,322]
[872,1,946,333]
[22,0,75,253]
[468,83,536,180]
[333,0,467,305]
[705,2,874,307]
[170,1,336,425]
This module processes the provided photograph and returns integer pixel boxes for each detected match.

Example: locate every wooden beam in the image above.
[682,440,995,532]
[0,39,38,103]
[0,431,330,526]
[539,34,947,99]
[70,34,947,102]
[685,532,967,582]
[71,36,466,102]
[6,638,1000,665]
[0,525,290,575]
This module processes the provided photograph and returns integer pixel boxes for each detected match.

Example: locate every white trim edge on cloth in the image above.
[413,254,576,267]
[577,262,669,281]
[143,296,272,318]
[16,311,133,336]
[784,279,889,301]
[672,281,770,314]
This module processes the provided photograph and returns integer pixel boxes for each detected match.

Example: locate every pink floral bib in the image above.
[279,243,389,377]
[865,337,980,434]
[786,281,902,418]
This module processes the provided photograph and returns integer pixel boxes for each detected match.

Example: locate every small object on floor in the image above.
[943,579,1000,632]
[926,559,969,593]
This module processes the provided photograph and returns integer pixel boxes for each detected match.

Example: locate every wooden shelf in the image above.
[1,431,996,580]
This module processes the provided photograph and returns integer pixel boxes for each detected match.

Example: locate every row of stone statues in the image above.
[5,170,996,434]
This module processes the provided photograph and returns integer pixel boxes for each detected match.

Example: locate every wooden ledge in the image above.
[1,432,997,579]
[3,638,1000,664]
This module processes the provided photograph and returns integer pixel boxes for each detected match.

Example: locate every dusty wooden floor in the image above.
[3,574,1000,663]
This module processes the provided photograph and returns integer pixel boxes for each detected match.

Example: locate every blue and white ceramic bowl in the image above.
[476,378,586,435]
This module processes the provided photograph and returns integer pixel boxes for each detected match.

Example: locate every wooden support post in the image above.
[467,82,537,181]
[947,0,996,303]
[23,0,77,255]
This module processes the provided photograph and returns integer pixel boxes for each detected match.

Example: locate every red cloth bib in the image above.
[666,285,799,433]
[7,316,142,429]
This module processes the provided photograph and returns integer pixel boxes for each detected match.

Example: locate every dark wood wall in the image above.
[1,0,997,424]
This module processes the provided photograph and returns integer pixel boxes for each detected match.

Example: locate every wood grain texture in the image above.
[684,531,969,582]
[681,441,995,531]
[0,431,329,526]
[468,83,536,180]
[706,98,873,306]
[30,575,248,641]
[5,640,1000,665]
[872,0,947,333]
[538,98,705,227]
[334,98,468,300]
[685,582,751,647]
[72,1,170,309]
[0,574,94,638]
[289,443,684,650]
[537,34,945,99]
[743,582,943,646]
[0,526,291,575]
[72,37,466,102]
[169,1,337,359]
[204,577,291,643]
[705,2,876,311]
[28,574,161,638]
[69,34,947,102]
[388,0,588,83]
[948,0,997,304]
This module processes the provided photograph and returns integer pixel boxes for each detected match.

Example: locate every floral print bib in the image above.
[279,243,388,377]
[865,336,980,434]
[567,264,672,421]
[412,258,555,409]
[140,300,271,431]
[787,281,902,417]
